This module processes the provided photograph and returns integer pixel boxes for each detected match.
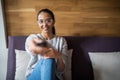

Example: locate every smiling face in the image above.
[37,12,55,34]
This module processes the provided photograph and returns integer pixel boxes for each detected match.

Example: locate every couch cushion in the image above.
[80,37,120,52]
[15,49,30,80]
[89,52,120,80]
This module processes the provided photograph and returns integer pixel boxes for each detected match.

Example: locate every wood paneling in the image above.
[4,0,120,36]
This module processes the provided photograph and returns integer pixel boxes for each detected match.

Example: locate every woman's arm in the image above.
[25,34,49,55]
[56,52,65,72]
[57,37,68,72]
[28,38,49,55]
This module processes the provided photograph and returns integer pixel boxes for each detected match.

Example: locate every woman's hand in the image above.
[43,48,60,59]
[43,48,65,72]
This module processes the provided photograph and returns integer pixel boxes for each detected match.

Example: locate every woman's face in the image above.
[37,12,54,34]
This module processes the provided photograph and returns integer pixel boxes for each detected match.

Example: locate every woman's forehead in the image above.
[38,12,52,19]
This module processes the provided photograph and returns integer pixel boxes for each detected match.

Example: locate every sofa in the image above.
[6,36,120,80]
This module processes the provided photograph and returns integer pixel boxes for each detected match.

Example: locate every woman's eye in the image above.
[46,20,51,23]
[39,20,43,24]
[46,19,53,23]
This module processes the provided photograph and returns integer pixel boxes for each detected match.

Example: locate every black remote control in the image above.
[36,41,47,47]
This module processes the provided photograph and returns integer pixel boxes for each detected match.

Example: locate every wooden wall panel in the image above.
[3,0,120,36]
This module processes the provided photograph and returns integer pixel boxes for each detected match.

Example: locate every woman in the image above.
[25,8,68,80]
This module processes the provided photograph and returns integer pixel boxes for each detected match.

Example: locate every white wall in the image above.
[0,0,8,80]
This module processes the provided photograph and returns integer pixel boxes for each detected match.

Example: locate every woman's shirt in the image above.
[25,34,68,80]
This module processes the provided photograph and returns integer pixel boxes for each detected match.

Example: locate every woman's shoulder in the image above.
[27,34,39,37]
[27,33,42,38]
[54,35,67,42]
[26,34,40,41]
[54,35,64,39]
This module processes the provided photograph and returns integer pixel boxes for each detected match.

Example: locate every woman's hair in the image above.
[37,8,56,35]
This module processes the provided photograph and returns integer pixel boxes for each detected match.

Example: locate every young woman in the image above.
[25,8,68,80]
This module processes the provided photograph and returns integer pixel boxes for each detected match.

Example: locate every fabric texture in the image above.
[89,52,120,80]
[15,49,30,80]
[64,49,73,80]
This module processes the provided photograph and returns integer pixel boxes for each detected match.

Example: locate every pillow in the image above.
[64,49,73,80]
[15,49,30,80]
[89,52,120,80]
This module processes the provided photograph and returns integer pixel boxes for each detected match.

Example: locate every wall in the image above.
[0,0,8,80]
[4,0,120,36]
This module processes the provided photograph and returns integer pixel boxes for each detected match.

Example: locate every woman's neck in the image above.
[41,32,54,40]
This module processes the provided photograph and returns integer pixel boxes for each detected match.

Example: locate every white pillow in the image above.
[15,49,30,80]
[64,49,73,80]
[89,52,120,80]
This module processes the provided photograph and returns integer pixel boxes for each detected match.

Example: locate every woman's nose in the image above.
[42,22,47,26]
